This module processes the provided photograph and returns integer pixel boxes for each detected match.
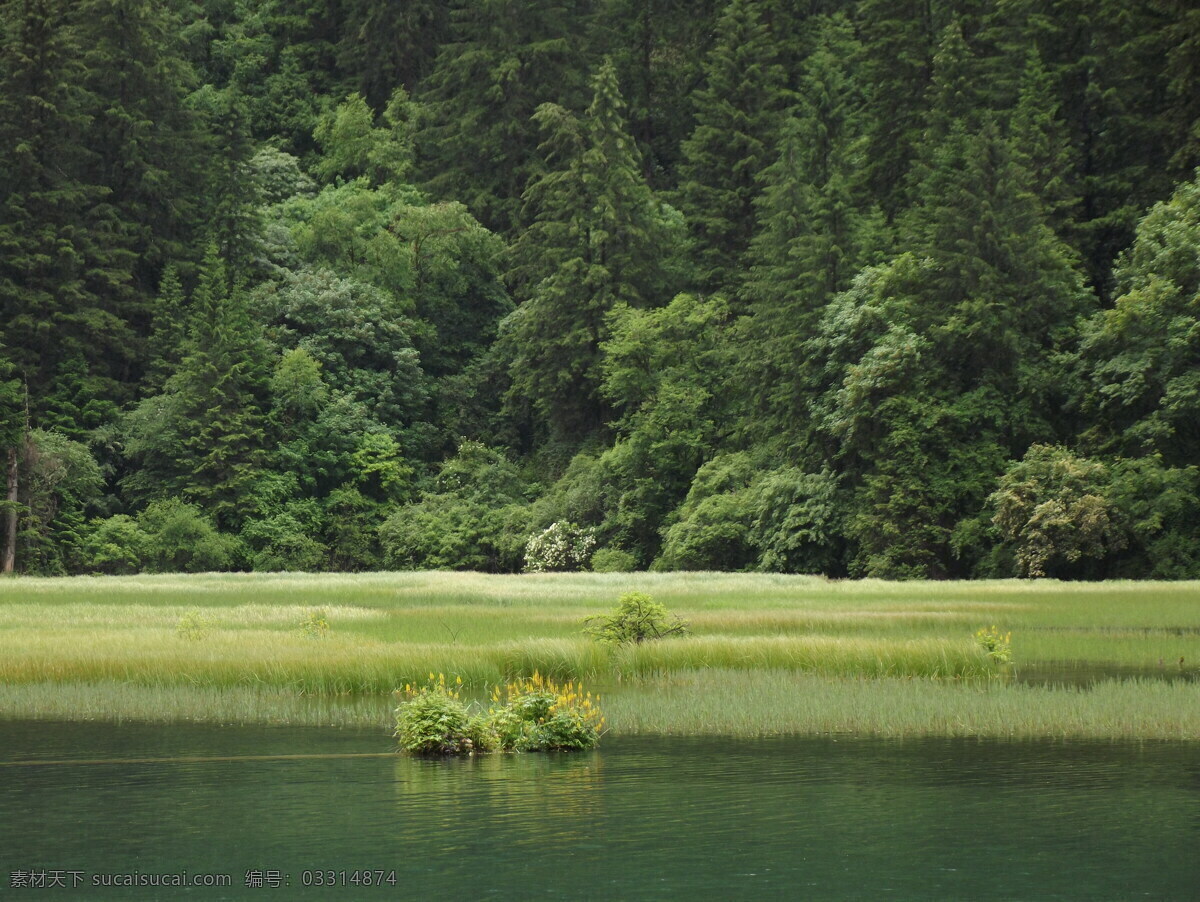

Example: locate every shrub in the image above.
[523,521,596,573]
[584,592,688,645]
[590,547,637,572]
[176,609,213,640]
[298,609,330,639]
[139,500,242,572]
[488,673,604,751]
[82,515,149,574]
[394,672,603,755]
[975,626,1012,664]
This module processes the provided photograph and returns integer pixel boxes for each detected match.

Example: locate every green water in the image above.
[1,721,1197,900]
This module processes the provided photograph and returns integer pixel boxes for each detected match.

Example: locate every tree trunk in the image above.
[2,446,16,574]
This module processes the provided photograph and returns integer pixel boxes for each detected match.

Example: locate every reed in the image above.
[0,572,1196,738]
[603,670,1200,740]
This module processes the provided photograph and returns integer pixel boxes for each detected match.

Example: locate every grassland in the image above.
[0,572,1197,739]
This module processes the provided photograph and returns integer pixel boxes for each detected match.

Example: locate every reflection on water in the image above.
[1014,661,1200,688]
[1,720,1198,900]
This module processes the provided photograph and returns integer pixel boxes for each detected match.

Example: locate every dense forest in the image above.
[1,0,1198,579]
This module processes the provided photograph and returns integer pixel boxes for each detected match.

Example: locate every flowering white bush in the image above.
[523,521,597,573]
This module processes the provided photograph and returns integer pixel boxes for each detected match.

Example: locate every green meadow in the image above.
[0,573,1197,739]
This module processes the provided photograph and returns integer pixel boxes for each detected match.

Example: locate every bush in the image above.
[584,592,688,645]
[523,520,596,573]
[176,609,213,640]
[394,672,603,756]
[82,515,149,574]
[298,609,330,639]
[139,500,242,572]
[394,675,476,755]
[590,547,637,572]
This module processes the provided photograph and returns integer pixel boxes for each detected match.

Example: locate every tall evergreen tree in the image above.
[675,0,787,292]
[0,0,138,425]
[505,59,673,445]
[416,0,591,235]
[740,14,887,444]
[1008,47,1080,244]
[123,244,271,527]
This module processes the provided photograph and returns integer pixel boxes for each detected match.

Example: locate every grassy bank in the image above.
[0,573,1196,739]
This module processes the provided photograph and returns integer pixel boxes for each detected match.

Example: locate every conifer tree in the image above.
[123,244,271,527]
[675,0,786,292]
[416,0,590,234]
[505,59,672,444]
[854,0,938,219]
[75,0,202,293]
[0,0,137,424]
[741,14,887,441]
[1009,48,1080,244]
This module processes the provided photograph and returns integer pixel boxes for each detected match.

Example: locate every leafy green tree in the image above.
[379,441,527,571]
[988,444,1123,578]
[258,268,427,436]
[16,429,104,574]
[1074,169,1200,467]
[675,0,787,291]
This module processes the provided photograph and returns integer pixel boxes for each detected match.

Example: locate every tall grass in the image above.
[603,670,1200,740]
[0,572,1196,738]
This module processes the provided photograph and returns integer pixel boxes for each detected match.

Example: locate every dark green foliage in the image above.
[675,0,787,291]
[5,0,1198,579]
[505,59,680,444]
[123,245,271,528]
[137,499,241,573]
[416,0,590,234]
[379,441,527,572]
[16,429,104,574]
[1074,170,1200,467]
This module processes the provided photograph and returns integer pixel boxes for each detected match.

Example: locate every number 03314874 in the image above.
[301,870,398,887]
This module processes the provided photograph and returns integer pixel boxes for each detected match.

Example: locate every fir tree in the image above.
[505,59,672,445]
[675,0,787,292]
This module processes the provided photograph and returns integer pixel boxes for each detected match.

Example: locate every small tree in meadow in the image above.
[584,592,688,645]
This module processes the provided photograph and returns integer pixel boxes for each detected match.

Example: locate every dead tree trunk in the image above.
[2,445,16,573]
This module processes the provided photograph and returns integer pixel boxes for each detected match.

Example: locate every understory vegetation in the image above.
[1,2,1198,581]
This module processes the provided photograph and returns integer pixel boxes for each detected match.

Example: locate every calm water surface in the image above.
[1,720,1197,900]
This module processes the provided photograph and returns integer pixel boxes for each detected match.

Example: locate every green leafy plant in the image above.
[394,674,479,755]
[298,609,330,639]
[584,592,689,645]
[394,672,603,755]
[975,625,1012,664]
[176,609,212,640]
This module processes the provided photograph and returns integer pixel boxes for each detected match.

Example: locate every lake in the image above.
[1,720,1196,900]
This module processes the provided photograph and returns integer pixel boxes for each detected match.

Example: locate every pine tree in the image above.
[1008,47,1080,244]
[675,0,787,292]
[0,0,138,424]
[741,14,887,441]
[505,59,671,444]
[123,244,271,527]
[416,0,591,235]
[75,0,202,293]
[854,0,938,219]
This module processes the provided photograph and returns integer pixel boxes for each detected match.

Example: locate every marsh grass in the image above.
[603,670,1200,740]
[0,572,1196,737]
